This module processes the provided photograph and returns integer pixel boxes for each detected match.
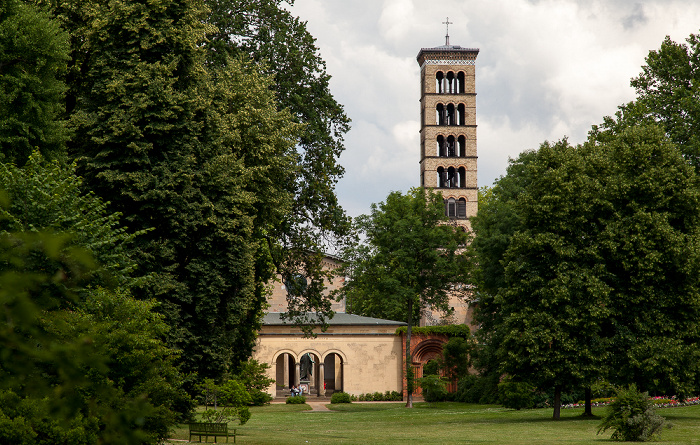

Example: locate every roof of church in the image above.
[263,312,406,326]
[420,44,479,52]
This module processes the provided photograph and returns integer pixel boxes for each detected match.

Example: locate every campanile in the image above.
[417,32,479,230]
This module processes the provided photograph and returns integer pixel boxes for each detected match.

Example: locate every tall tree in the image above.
[474,127,700,418]
[204,0,352,324]
[0,0,69,164]
[476,139,611,419]
[593,32,700,172]
[0,155,192,443]
[337,188,471,407]
[44,0,302,382]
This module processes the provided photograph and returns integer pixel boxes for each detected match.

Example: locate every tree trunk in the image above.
[405,298,413,408]
[583,386,593,417]
[553,385,561,420]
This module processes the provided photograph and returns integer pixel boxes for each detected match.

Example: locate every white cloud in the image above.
[289,0,700,216]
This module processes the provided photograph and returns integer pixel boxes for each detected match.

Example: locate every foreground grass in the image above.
[167,402,700,444]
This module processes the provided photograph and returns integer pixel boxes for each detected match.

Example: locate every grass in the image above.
[166,402,700,444]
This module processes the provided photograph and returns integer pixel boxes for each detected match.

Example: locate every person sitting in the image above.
[290,386,299,397]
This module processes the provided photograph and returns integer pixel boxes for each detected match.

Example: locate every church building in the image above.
[252,33,479,399]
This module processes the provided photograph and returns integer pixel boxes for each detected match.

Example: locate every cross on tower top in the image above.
[442,17,453,45]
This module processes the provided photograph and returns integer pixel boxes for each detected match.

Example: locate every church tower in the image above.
[417,29,479,231]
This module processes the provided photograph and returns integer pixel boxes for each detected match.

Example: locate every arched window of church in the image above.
[437,167,447,187]
[435,71,445,93]
[445,197,457,218]
[457,198,467,219]
[447,136,456,156]
[437,135,446,157]
[447,167,457,188]
[446,71,456,94]
[457,104,466,125]
[458,167,466,188]
[458,135,466,157]
[458,72,466,93]
[446,104,455,125]
[436,104,446,125]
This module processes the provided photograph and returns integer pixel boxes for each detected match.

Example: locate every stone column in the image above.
[317,363,325,397]
[294,362,300,387]
[283,353,290,389]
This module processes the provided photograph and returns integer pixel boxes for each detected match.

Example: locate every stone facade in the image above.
[253,313,406,397]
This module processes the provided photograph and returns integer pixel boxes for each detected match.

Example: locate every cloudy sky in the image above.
[287,0,700,218]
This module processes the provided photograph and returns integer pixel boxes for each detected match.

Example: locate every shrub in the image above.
[454,374,499,404]
[498,381,535,410]
[372,392,384,401]
[419,375,448,403]
[330,392,352,404]
[598,385,670,441]
[286,395,306,405]
[233,359,274,406]
[423,359,441,377]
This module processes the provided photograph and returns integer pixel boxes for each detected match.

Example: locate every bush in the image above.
[598,385,670,441]
[286,395,306,405]
[330,392,352,404]
[498,381,535,410]
[233,359,274,406]
[419,375,448,403]
[454,374,499,404]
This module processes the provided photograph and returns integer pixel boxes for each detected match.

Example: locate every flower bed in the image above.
[563,395,700,409]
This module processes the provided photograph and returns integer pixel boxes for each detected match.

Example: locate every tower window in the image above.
[445,198,457,218]
[458,198,467,218]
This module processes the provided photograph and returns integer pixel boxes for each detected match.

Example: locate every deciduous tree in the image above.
[337,188,471,407]
[473,126,700,419]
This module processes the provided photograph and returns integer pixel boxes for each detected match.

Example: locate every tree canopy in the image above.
[337,188,472,407]
[473,125,700,419]
[0,0,69,164]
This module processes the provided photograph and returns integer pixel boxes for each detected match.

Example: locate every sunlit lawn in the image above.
[166,402,700,444]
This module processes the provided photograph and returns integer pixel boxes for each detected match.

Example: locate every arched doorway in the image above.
[274,352,297,397]
[323,352,345,394]
[298,351,321,396]
[412,339,447,395]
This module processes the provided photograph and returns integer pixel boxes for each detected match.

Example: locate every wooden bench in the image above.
[188,422,235,443]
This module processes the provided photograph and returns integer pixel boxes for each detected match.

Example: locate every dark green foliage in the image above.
[419,375,448,403]
[199,379,252,425]
[473,125,700,418]
[598,385,670,441]
[394,324,472,339]
[44,0,348,382]
[442,337,474,381]
[337,188,472,406]
[533,388,586,409]
[357,391,402,401]
[0,230,177,444]
[44,0,306,382]
[286,395,306,404]
[0,0,69,165]
[498,381,535,410]
[0,151,142,287]
[423,359,441,377]
[1,153,193,442]
[593,33,700,172]
[203,0,353,331]
[330,392,352,404]
[453,374,500,404]
[233,359,275,406]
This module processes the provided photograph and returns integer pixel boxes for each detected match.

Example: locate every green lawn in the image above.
[167,402,700,444]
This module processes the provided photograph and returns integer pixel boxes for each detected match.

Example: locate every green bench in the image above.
[188,422,235,443]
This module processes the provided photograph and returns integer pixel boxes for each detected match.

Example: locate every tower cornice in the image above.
[417,46,479,68]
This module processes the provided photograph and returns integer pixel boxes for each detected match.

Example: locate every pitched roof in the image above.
[262,312,406,326]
